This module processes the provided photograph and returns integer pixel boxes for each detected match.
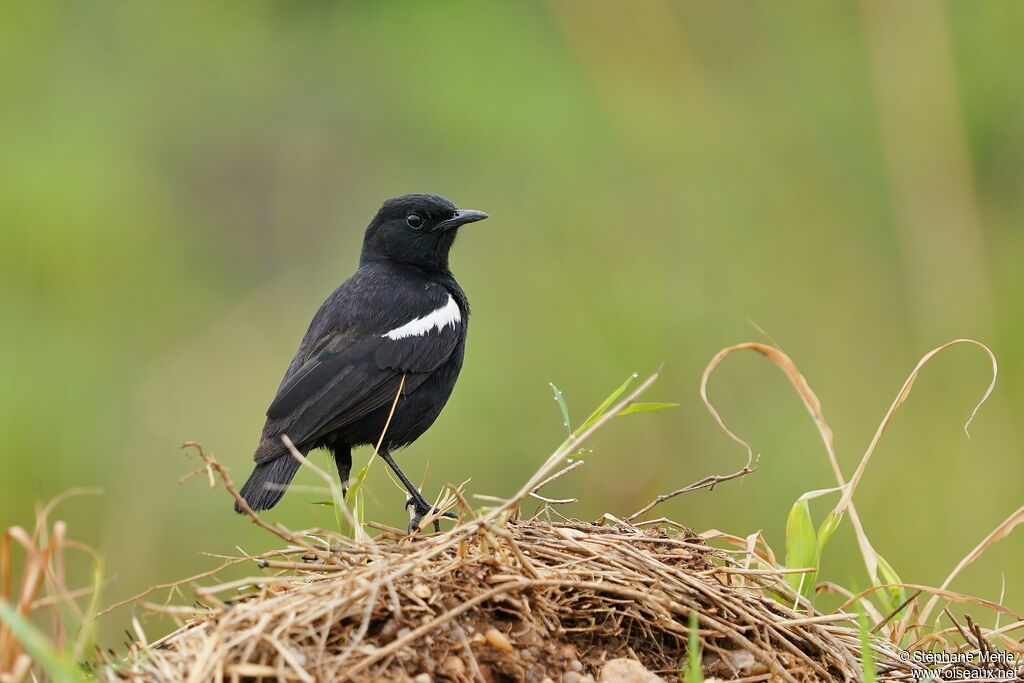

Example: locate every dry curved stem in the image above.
[370,374,409,499]
[698,338,999,625]
[832,338,997,521]
[837,582,1020,622]
[699,341,884,590]
[918,503,1024,629]
[832,338,996,606]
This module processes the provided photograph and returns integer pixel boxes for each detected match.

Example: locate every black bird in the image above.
[235,193,488,531]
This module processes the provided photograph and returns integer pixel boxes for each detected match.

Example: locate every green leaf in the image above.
[0,598,83,682]
[858,609,877,683]
[573,372,638,437]
[784,499,818,598]
[548,382,572,436]
[616,402,679,416]
[812,511,843,596]
[875,554,907,615]
[344,461,372,537]
[816,511,842,552]
[685,608,703,683]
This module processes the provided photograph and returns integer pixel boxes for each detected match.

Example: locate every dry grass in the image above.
[5,340,1024,682]
[1,490,105,683]
[115,515,885,682]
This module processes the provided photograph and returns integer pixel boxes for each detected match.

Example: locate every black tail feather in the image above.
[235,457,302,513]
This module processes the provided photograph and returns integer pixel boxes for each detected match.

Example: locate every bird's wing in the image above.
[266,335,359,421]
[255,275,462,462]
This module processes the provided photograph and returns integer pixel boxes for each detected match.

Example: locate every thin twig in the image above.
[627,457,759,522]
[179,443,335,563]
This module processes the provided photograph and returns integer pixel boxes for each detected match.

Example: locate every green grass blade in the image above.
[356,485,365,530]
[548,382,572,436]
[684,608,703,682]
[344,461,372,537]
[784,499,818,598]
[573,372,637,437]
[616,402,679,416]
[0,598,83,682]
[73,557,105,662]
[816,510,842,552]
[875,554,907,614]
[331,470,346,533]
[858,609,877,683]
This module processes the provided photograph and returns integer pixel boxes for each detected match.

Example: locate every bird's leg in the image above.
[376,449,456,533]
[332,446,353,500]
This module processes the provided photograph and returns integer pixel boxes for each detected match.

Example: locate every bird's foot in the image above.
[405,495,457,534]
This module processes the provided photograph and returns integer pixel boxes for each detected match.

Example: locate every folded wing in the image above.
[255,286,462,462]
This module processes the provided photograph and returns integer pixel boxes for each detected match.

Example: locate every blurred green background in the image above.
[2,1,1023,641]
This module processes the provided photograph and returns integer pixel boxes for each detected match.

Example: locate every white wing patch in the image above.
[382,295,461,340]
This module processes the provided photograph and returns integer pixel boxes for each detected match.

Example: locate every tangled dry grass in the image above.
[116,516,888,682]
[4,339,1024,682]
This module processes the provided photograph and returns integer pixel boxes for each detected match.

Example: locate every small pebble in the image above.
[440,656,466,677]
[414,675,432,683]
[571,660,583,672]
[379,619,398,639]
[484,627,513,652]
[412,583,432,599]
[598,658,663,683]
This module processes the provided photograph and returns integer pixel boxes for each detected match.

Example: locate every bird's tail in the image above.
[235,457,301,513]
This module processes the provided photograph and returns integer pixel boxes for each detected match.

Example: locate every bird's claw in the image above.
[405,496,457,534]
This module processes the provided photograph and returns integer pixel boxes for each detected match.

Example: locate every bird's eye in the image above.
[406,214,423,229]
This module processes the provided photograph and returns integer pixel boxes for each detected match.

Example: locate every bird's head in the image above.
[359,193,488,271]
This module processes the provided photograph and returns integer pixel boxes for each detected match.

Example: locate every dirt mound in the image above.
[119,519,885,682]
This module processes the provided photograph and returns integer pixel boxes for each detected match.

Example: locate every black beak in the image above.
[437,209,489,231]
